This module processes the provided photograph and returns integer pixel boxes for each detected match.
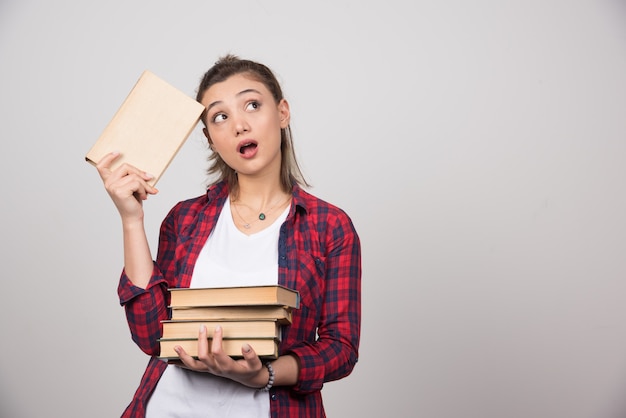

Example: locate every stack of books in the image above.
[158,284,300,360]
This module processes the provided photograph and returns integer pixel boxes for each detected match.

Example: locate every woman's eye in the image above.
[212,113,227,123]
[246,101,260,111]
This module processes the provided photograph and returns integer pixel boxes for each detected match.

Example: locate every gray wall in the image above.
[2,1,626,417]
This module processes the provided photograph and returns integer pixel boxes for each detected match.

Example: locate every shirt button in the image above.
[271,394,277,401]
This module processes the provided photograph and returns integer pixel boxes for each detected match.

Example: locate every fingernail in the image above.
[174,346,181,354]
[144,172,154,179]
[242,343,251,353]
[199,324,206,333]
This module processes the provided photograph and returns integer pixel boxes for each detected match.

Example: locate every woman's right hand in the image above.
[95,152,158,221]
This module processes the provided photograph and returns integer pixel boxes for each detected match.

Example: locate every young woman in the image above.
[96,55,361,417]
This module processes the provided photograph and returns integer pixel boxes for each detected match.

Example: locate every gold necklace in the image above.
[232,196,291,229]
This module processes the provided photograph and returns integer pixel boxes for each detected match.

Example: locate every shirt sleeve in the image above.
[288,211,362,394]
[117,264,169,356]
[116,207,180,356]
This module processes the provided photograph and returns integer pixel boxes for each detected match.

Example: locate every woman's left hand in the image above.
[173,325,268,388]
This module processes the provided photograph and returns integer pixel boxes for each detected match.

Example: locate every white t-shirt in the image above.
[145,197,289,418]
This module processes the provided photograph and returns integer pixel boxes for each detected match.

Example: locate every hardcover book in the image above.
[168,285,300,309]
[158,338,280,360]
[170,305,293,324]
[161,319,282,340]
[85,70,205,186]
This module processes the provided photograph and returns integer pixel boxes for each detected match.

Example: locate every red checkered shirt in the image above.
[117,181,361,417]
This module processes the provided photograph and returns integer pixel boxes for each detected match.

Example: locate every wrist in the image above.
[259,362,275,391]
[121,217,145,231]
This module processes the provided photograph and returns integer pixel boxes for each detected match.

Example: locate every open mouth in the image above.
[239,141,258,155]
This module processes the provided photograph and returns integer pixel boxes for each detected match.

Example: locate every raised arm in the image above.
[95,151,158,288]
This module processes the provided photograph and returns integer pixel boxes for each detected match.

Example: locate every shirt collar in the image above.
[205,180,309,214]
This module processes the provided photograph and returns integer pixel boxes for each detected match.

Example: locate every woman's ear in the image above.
[203,127,215,151]
[278,99,290,128]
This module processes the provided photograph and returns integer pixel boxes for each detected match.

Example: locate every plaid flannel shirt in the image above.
[117,181,361,418]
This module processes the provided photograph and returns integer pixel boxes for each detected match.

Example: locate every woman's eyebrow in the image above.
[206,89,262,112]
[237,88,262,97]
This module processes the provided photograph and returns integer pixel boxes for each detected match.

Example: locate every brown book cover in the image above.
[161,319,282,340]
[170,305,293,324]
[158,338,280,359]
[168,285,300,309]
[85,70,205,186]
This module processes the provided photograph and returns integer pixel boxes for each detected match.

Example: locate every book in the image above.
[158,338,280,359]
[168,285,300,309]
[85,70,205,186]
[170,305,293,324]
[161,319,282,340]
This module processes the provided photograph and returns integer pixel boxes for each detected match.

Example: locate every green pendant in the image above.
[259,213,266,221]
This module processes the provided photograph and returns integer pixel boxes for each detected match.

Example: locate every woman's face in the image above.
[201,73,290,178]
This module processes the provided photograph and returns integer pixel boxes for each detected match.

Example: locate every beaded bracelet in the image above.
[260,362,275,392]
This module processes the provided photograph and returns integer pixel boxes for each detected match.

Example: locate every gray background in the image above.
[2,1,626,417]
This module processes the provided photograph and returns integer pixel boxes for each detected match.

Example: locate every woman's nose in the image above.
[234,115,250,136]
